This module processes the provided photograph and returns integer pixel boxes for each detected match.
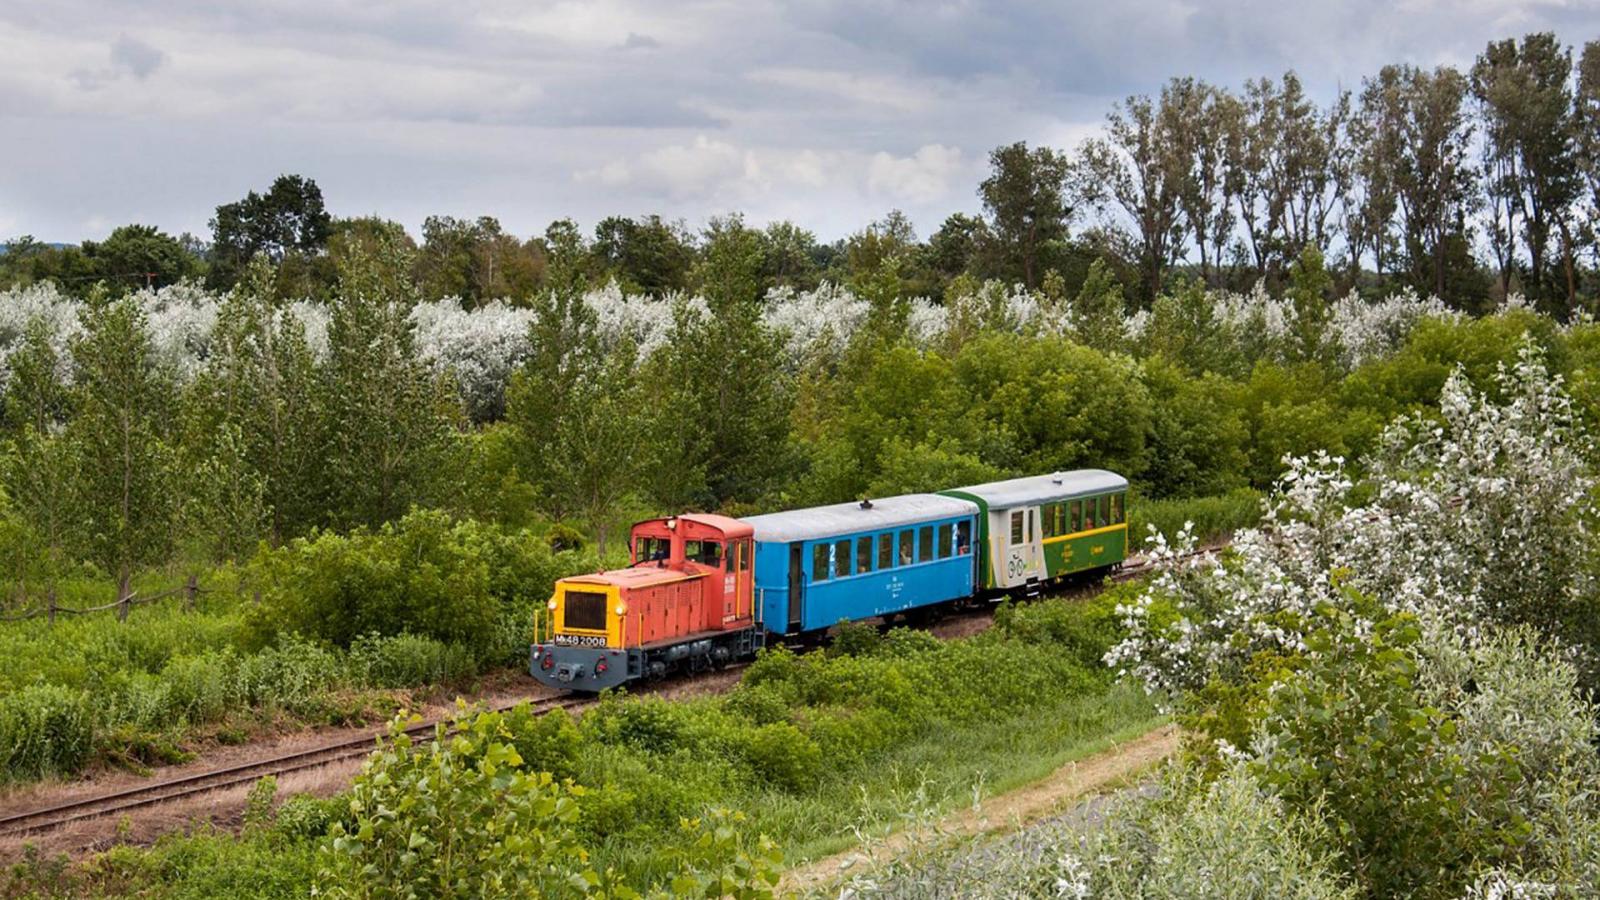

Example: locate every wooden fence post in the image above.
[117,573,131,622]
[185,574,199,612]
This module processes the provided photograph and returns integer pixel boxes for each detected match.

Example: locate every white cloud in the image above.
[867,144,966,204]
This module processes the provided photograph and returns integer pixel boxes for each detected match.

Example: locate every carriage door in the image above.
[786,544,804,631]
[1001,507,1043,587]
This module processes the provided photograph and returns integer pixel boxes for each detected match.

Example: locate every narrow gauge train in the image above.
[530,470,1129,691]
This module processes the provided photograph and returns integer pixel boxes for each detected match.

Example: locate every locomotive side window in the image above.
[834,539,852,578]
[937,524,953,559]
[1112,493,1125,524]
[957,520,972,554]
[813,543,830,582]
[1010,511,1024,544]
[918,526,934,561]
[740,540,752,570]
[685,540,722,567]
[637,536,669,562]
[878,532,894,568]
[1070,500,1082,533]
[899,530,914,565]
[856,536,873,574]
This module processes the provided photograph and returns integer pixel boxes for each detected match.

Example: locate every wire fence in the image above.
[0,575,210,624]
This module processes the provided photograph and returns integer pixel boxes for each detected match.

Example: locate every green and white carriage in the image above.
[941,470,1129,593]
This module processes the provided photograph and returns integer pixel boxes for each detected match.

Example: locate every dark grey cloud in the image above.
[1,0,1597,245]
[69,33,167,90]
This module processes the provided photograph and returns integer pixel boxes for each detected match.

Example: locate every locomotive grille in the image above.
[563,590,608,632]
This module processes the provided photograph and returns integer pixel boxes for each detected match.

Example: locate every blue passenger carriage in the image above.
[741,495,980,635]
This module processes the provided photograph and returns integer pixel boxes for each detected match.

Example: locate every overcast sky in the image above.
[2,1,1597,245]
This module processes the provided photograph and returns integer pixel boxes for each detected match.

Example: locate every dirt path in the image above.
[779,724,1181,897]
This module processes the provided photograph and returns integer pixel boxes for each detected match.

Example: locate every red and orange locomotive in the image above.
[531,514,763,690]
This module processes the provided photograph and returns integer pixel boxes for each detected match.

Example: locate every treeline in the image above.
[0,232,1586,613]
[4,33,1599,316]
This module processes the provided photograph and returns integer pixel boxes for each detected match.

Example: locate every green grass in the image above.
[761,682,1161,865]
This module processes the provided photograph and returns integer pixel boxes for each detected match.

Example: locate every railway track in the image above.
[0,544,1220,844]
[0,694,592,840]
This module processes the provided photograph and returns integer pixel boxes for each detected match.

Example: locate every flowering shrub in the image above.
[1107,340,1600,698]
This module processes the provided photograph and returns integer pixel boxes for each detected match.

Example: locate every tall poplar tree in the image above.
[67,294,176,617]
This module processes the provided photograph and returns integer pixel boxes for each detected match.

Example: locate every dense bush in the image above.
[1127,486,1262,544]
[247,509,594,664]
[0,684,94,782]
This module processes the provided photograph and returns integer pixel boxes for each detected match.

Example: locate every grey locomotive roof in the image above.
[945,470,1128,508]
[741,494,979,543]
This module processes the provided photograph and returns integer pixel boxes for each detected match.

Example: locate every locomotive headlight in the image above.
[547,598,558,611]
[614,603,627,616]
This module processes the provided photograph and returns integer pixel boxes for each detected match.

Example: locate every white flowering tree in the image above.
[1108,339,1600,698]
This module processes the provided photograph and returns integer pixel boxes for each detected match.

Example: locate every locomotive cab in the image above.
[530,514,761,691]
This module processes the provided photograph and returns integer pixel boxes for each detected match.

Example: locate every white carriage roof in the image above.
[740,494,979,543]
[945,470,1128,508]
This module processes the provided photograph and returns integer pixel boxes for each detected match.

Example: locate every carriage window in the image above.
[899,530,915,565]
[1010,511,1024,544]
[878,532,894,568]
[1055,503,1066,535]
[937,524,953,559]
[1099,496,1110,528]
[1085,498,1099,529]
[1027,509,1034,543]
[957,520,972,554]
[918,526,934,560]
[1112,494,1125,525]
[813,543,830,582]
[1070,500,1082,532]
[835,539,852,578]
[1041,504,1056,539]
[856,536,873,574]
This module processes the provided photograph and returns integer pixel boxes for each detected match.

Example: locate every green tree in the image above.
[188,256,324,544]
[547,342,647,555]
[1473,33,1581,312]
[1072,258,1129,353]
[1287,244,1335,364]
[207,174,333,291]
[980,142,1076,289]
[415,215,543,306]
[659,215,794,505]
[1080,94,1187,301]
[66,294,176,618]
[1579,41,1600,273]
[320,234,458,528]
[1,319,76,607]
[80,224,204,293]
[505,222,603,509]
[592,214,696,296]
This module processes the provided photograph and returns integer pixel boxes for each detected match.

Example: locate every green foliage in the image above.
[67,293,177,595]
[1250,610,1534,898]
[321,232,459,529]
[317,708,595,899]
[0,684,93,782]
[1128,486,1263,543]
[248,508,592,665]
[316,705,784,899]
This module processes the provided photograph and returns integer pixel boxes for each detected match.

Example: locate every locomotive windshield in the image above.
[636,536,669,563]
[564,590,608,631]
